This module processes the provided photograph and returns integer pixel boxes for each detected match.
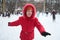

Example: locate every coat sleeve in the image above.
[8,17,22,26]
[35,18,46,34]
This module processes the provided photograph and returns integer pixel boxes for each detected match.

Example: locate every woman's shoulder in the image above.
[33,17,38,20]
[19,16,26,20]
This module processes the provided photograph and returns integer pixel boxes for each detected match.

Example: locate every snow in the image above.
[0,13,60,40]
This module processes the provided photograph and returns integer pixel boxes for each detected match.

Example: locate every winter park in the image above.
[0,0,60,40]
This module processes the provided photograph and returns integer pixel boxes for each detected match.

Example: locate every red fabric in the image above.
[26,6,33,10]
[8,3,46,40]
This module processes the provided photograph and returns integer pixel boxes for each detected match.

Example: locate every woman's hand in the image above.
[41,32,51,37]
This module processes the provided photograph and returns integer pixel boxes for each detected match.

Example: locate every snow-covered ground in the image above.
[0,13,60,40]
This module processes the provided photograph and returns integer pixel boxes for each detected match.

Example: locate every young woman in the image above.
[8,4,51,40]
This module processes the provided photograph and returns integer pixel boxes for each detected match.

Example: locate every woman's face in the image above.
[26,10,33,17]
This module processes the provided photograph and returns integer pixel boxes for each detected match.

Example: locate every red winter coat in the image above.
[8,4,46,39]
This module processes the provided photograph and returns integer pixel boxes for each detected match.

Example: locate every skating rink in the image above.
[0,13,60,40]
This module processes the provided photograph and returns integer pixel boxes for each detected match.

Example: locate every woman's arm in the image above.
[8,17,21,26]
[35,18,46,34]
[35,18,51,37]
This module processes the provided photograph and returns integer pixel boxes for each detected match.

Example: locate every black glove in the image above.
[41,32,51,37]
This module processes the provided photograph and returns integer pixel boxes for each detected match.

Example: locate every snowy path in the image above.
[0,13,60,40]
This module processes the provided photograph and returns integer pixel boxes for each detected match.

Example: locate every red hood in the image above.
[22,3,36,19]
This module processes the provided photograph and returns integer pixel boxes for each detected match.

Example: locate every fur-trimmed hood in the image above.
[22,3,36,19]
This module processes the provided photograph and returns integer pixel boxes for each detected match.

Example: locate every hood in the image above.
[22,3,36,19]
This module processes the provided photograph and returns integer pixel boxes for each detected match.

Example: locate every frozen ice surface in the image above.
[0,13,60,40]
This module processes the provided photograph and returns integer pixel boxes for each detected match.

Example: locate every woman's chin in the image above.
[27,16,31,18]
[27,16,31,17]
